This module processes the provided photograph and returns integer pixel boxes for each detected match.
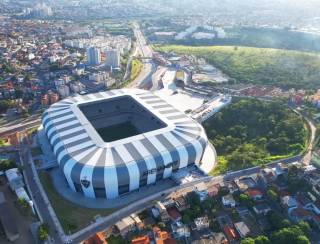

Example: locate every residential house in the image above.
[131,236,150,244]
[226,182,238,194]
[155,201,170,222]
[296,193,313,207]
[289,207,315,223]
[212,232,228,244]
[174,196,190,212]
[192,232,228,244]
[84,232,107,244]
[222,194,236,208]
[253,203,272,216]
[235,177,256,192]
[130,214,144,230]
[305,170,320,186]
[223,226,238,243]
[304,202,320,215]
[234,222,250,238]
[167,207,182,222]
[194,216,210,231]
[281,196,298,210]
[246,189,263,201]
[195,182,208,202]
[207,183,220,197]
[153,227,177,244]
[115,216,136,237]
[171,222,190,239]
[260,168,277,185]
[313,185,320,198]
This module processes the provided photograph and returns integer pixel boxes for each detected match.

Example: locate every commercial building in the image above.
[87,47,101,66]
[105,49,120,69]
[41,89,210,199]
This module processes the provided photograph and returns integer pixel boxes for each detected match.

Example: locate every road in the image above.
[19,140,65,244]
[128,22,156,89]
[0,118,41,137]
[302,113,317,165]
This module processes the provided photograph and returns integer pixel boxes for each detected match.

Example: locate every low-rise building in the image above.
[167,207,182,222]
[171,222,190,239]
[174,196,190,212]
[246,188,263,201]
[131,235,150,244]
[253,203,272,215]
[223,226,238,243]
[155,201,170,222]
[5,168,24,191]
[115,216,136,237]
[235,177,256,192]
[194,216,210,231]
[234,222,250,238]
[222,194,236,208]
[281,196,298,209]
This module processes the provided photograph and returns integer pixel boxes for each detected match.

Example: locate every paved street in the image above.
[19,140,64,243]
[129,23,156,89]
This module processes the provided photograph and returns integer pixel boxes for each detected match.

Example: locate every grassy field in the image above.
[39,171,115,234]
[97,121,139,142]
[130,59,143,81]
[154,45,320,89]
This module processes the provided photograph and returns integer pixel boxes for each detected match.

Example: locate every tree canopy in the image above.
[203,99,307,173]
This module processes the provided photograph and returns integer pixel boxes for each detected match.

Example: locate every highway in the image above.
[0,117,41,137]
[129,23,156,89]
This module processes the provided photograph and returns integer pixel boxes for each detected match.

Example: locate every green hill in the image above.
[154,45,320,89]
[202,99,307,174]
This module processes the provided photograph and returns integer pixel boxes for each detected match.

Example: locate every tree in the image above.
[267,189,278,201]
[17,198,31,215]
[297,221,311,236]
[267,211,291,230]
[241,238,255,244]
[242,236,270,244]
[0,159,16,171]
[38,224,49,241]
[202,197,215,212]
[271,225,310,244]
[182,212,192,224]
[0,100,13,113]
[296,235,310,244]
[239,193,252,206]
[254,236,270,244]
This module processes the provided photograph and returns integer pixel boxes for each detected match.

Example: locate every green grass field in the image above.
[39,171,115,234]
[97,121,140,142]
[154,45,320,89]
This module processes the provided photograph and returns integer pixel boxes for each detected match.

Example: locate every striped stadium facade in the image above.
[41,89,209,199]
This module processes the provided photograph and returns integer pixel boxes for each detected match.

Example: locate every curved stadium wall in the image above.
[42,89,208,199]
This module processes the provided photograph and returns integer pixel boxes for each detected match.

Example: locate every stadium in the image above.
[41,89,209,199]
